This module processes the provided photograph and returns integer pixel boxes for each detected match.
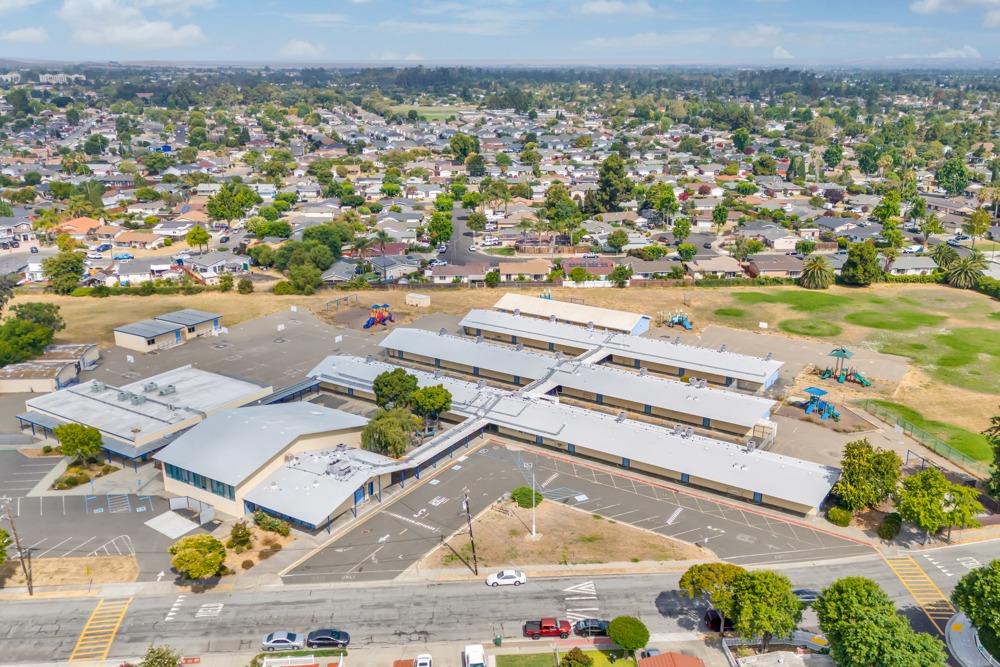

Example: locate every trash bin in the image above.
[494,635,502,647]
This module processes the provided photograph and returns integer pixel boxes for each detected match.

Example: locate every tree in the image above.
[169,534,226,580]
[427,211,453,245]
[0,528,8,566]
[712,204,729,235]
[729,238,764,262]
[465,153,486,178]
[596,154,631,212]
[373,368,418,408]
[677,243,697,261]
[607,229,629,253]
[53,423,102,463]
[607,616,649,653]
[567,266,592,283]
[449,133,480,162]
[287,263,321,294]
[897,467,983,543]
[952,560,1000,642]
[672,217,691,243]
[609,264,632,287]
[963,209,991,249]
[798,256,834,290]
[945,251,987,289]
[840,241,881,286]
[559,647,593,667]
[936,157,971,196]
[0,318,54,366]
[138,645,181,667]
[218,274,234,292]
[872,191,901,223]
[361,407,421,458]
[237,277,254,294]
[680,563,746,634]
[919,213,944,249]
[185,225,210,252]
[0,272,20,311]
[985,414,1000,499]
[83,134,109,156]
[207,182,260,223]
[410,385,452,431]
[823,144,843,169]
[0,201,13,217]
[42,250,85,294]
[832,439,902,511]
[930,242,958,269]
[730,570,802,652]
[11,302,65,332]
[732,127,751,152]
[467,211,487,244]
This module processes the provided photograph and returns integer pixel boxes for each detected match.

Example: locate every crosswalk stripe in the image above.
[69,598,132,662]
[883,556,954,634]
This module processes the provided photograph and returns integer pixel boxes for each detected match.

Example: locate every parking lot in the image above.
[283,438,523,584]
[0,450,59,497]
[3,493,190,579]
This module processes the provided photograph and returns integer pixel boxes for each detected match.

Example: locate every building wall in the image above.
[178,319,219,341]
[113,329,182,353]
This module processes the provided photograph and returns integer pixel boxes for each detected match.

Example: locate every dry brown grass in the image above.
[0,555,138,587]
[427,499,706,569]
[891,368,998,433]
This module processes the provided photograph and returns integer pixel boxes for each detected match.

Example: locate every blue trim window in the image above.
[472,367,480,376]
[680,473,690,484]
[513,376,520,385]
[644,404,652,415]
[567,444,575,454]
[752,492,762,504]
[535,435,543,445]
[434,358,441,368]
[634,358,641,369]
[596,393,604,405]
[622,457,630,469]
[548,342,555,351]
[702,417,711,428]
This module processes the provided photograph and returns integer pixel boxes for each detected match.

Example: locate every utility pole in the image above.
[463,490,478,576]
[0,496,32,596]
[531,469,536,538]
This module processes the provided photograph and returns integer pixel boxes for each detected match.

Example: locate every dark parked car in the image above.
[219,235,230,244]
[306,628,350,648]
[574,618,609,637]
[30,246,39,253]
[704,610,734,632]
[703,242,713,249]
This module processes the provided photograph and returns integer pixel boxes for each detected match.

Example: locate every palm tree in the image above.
[799,256,834,290]
[373,229,392,282]
[516,217,534,249]
[352,236,373,273]
[946,252,987,289]
[929,242,958,269]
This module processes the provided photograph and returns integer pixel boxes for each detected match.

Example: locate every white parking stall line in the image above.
[666,527,702,538]
[384,511,440,533]
[631,515,660,524]
[35,537,73,558]
[589,504,620,514]
[608,509,641,519]
[540,473,558,488]
[63,536,97,555]
[26,537,48,550]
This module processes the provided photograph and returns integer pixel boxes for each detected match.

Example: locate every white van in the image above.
[463,644,487,667]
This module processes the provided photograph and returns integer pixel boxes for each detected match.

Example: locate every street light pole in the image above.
[531,469,536,538]
[0,496,32,596]
[463,490,479,576]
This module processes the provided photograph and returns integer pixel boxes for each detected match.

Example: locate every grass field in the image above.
[879,327,1000,394]
[389,104,475,121]
[496,652,636,667]
[843,310,946,331]
[779,318,843,337]
[714,307,746,318]
[867,399,992,461]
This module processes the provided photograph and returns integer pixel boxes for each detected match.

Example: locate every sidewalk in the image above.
[946,612,1000,667]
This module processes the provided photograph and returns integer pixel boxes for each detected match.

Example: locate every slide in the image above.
[837,370,846,384]
[820,368,832,379]
[363,317,376,329]
[853,370,872,387]
[805,402,816,414]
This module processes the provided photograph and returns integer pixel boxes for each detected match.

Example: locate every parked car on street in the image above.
[523,618,571,639]
[486,569,526,587]
[261,631,304,651]
[428,259,448,267]
[574,618,609,637]
[113,252,134,261]
[437,243,448,253]
[463,644,487,667]
[415,654,433,667]
[306,628,350,648]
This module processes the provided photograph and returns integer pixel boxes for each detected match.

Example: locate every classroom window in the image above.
[187,326,196,333]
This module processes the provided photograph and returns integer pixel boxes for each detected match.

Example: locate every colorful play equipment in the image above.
[539,289,553,300]
[363,303,394,329]
[803,386,841,422]
[666,312,694,330]
[819,347,872,388]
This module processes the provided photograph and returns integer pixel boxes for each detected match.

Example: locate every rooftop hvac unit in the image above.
[158,384,176,396]
[615,411,626,423]
[477,379,486,389]
[549,314,556,323]
[131,394,146,405]
[587,321,594,330]
[765,352,773,361]
[476,335,482,343]
[117,391,130,401]
[365,354,374,364]
[438,327,447,336]
[639,367,647,376]
[515,343,523,351]
[143,381,158,392]
[514,308,521,316]
[719,344,727,353]
[686,426,694,438]
[91,381,106,393]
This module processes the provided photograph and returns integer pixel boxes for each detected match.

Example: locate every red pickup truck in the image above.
[523,618,571,640]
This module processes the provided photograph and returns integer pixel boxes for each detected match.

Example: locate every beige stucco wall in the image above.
[114,330,181,353]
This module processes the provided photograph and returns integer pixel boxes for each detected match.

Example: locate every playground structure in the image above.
[657,311,694,330]
[819,347,872,387]
[803,386,841,422]
[539,289,553,300]
[363,303,394,329]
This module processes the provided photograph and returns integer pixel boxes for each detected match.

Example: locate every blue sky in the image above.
[0,0,998,65]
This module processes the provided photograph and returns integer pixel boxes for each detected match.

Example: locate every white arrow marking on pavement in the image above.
[563,580,597,595]
[378,534,390,543]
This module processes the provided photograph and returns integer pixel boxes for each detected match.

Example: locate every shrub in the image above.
[241,559,254,570]
[237,277,254,294]
[272,280,297,295]
[101,464,115,475]
[560,647,593,667]
[258,548,275,560]
[878,512,902,541]
[42,445,52,454]
[826,506,852,527]
[253,510,291,536]
[511,485,543,508]
[607,615,650,652]
[227,520,253,552]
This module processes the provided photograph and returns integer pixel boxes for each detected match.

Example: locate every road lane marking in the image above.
[384,510,440,533]
[883,556,954,633]
[36,537,73,558]
[69,597,132,662]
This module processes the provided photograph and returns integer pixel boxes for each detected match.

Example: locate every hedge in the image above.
[253,510,290,536]
[878,512,902,540]
[826,506,852,527]
[71,284,213,297]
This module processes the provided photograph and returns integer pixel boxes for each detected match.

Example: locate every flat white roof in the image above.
[156,403,368,487]
[309,356,836,510]
[493,293,649,332]
[381,328,774,428]
[460,309,783,385]
[26,365,269,443]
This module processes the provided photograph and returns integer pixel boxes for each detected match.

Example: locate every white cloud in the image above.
[279,39,325,59]
[910,0,1000,26]
[772,45,794,59]
[578,0,653,15]
[284,12,346,26]
[730,24,780,48]
[586,29,714,49]
[0,26,47,42]
[0,0,40,11]
[379,19,510,36]
[895,43,981,58]
[58,0,206,48]
[375,51,423,61]
[134,0,214,15]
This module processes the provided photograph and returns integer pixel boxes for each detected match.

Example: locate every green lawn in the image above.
[496,654,555,667]
[733,291,851,312]
[843,310,946,331]
[879,327,1000,394]
[714,307,747,318]
[486,247,516,256]
[867,400,992,461]
[779,318,843,337]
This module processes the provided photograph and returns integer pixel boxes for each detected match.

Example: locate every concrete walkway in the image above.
[947,612,999,667]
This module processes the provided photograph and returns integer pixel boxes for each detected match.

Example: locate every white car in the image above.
[428,259,448,267]
[415,655,433,667]
[464,644,487,667]
[486,569,526,587]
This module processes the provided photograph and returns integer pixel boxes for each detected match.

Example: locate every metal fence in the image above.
[859,400,990,478]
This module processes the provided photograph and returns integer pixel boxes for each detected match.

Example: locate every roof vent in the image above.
[143,381,158,392]
[91,381,106,393]
[587,321,594,330]
[615,411,626,423]
[516,343,523,351]
[131,394,146,405]
[433,369,442,379]
[514,308,521,316]
[765,352,773,361]
[686,426,694,437]
[117,391,130,401]
[158,384,176,396]
[549,314,556,323]
[476,335,482,343]
[365,354,374,364]
[639,367,647,376]
[477,379,486,389]
[438,327,447,336]
[719,344,727,353]
[674,336,681,345]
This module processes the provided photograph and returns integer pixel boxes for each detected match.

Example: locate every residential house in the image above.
[625,258,684,279]
[153,219,197,238]
[113,230,165,249]
[321,259,360,284]
[58,216,102,240]
[747,254,804,279]
[369,255,422,282]
[498,259,551,282]
[562,257,615,280]
[814,216,857,235]
[182,251,251,280]
[114,258,177,285]
[685,255,744,279]
[888,255,938,276]
[426,262,489,284]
